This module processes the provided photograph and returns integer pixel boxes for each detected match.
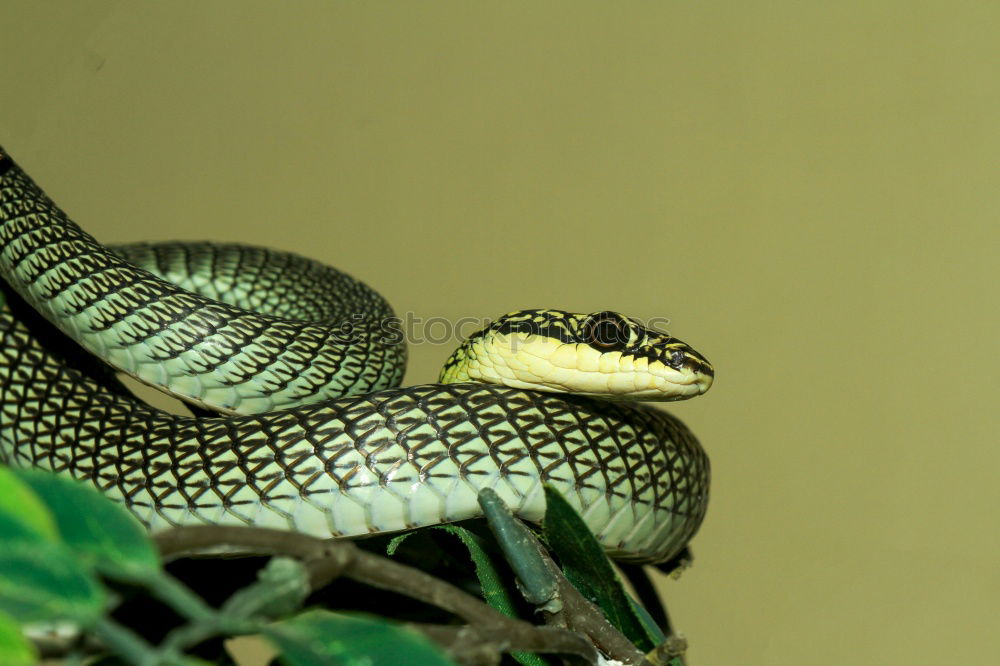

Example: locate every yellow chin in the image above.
[507,368,712,401]
[460,334,712,401]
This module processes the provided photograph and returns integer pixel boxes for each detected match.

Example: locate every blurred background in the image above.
[2,2,996,664]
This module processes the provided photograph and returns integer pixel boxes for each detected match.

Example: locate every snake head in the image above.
[438,309,714,401]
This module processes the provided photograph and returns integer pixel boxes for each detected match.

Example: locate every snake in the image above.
[0,147,713,563]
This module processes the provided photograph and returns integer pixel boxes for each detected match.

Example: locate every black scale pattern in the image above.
[0,159,405,412]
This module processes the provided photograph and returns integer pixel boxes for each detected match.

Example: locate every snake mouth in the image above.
[616,363,713,401]
[672,372,713,398]
[515,360,714,402]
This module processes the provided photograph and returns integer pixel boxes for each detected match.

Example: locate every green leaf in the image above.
[388,525,549,666]
[14,469,160,581]
[385,532,412,556]
[435,526,550,666]
[0,466,59,544]
[0,611,36,666]
[435,526,521,614]
[628,594,666,644]
[0,541,106,625]
[266,609,454,665]
[541,485,658,651]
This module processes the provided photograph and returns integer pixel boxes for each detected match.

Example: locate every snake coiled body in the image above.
[0,149,709,563]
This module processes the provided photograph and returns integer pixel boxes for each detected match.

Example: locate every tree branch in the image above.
[152,525,601,664]
[410,623,597,665]
[153,525,351,588]
[544,554,647,664]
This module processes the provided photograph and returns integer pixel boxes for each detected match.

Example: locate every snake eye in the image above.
[581,312,631,350]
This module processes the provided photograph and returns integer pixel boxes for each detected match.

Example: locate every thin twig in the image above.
[153,525,351,588]
[147,570,218,624]
[152,525,601,663]
[153,525,329,560]
[513,525,647,665]
[552,570,647,664]
[344,545,505,626]
[410,623,597,666]
[641,635,689,666]
[475,487,649,664]
[90,616,187,666]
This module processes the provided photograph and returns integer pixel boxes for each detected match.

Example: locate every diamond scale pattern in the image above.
[0,162,406,414]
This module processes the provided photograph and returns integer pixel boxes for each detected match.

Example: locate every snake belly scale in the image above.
[0,148,710,563]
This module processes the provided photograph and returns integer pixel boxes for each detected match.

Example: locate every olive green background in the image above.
[2,2,996,664]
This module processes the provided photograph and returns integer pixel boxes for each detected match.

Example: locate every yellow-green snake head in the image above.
[439,309,714,401]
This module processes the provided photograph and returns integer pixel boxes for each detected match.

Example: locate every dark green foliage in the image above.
[542,485,663,652]
[0,611,35,666]
[0,466,683,664]
[16,469,161,581]
[388,524,551,666]
[266,610,452,665]
[0,541,106,624]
